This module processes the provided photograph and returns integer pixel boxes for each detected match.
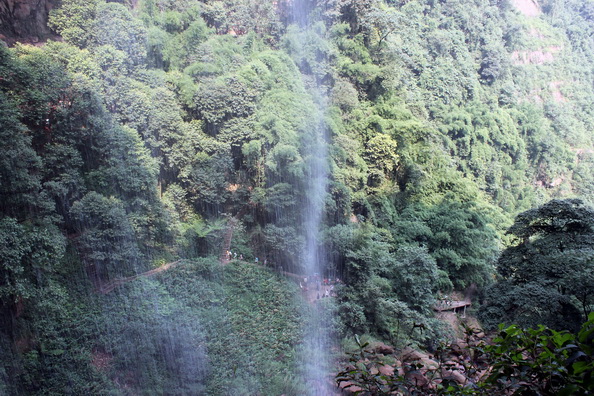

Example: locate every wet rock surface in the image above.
[0,0,58,45]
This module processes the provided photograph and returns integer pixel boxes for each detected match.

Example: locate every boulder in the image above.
[404,370,429,388]
[400,346,429,362]
[441,368,467,385]
[378,364,394,377]
[373,342,395,355]
[449,342,464,356]
[400,347,439,371]
[338,380,363,395]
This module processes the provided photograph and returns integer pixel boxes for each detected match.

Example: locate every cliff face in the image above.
[0,0,58,45]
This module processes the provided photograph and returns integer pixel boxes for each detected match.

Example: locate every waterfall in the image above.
[290,1,334,394]
[301,114,332,395]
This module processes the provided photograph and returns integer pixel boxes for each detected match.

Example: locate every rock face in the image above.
[510,0,541,17]
[0,0,58,45]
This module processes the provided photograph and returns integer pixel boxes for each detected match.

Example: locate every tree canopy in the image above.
[1,0,594,393]
[480,199,594,331]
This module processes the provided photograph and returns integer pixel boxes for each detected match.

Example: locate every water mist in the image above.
[290,1,335,394]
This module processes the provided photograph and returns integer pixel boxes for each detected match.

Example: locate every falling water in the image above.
[301,117,333,395]
[290,0,334,394]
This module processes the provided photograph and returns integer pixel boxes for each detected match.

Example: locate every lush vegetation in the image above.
[1,0,593,394]
[480,199,594,332]
[337,312,594,395]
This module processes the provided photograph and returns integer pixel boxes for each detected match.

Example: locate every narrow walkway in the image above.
[219,206,249,265]
[434,300,471,311]
[220,217,238,264]
[97,260,181,294]
[434,299,471,317]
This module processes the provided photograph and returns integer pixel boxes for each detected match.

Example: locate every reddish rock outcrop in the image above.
[0,0,58,45]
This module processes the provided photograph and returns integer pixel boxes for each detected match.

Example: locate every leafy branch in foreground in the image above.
[337,313,594,395]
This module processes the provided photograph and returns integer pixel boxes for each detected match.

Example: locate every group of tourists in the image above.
[299,274,342,300]
[438,294,453,307]
[225,251,272,268]
[225,250,243,261]
[224,250,341,301]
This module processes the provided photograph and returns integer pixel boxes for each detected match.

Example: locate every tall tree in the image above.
[480,199,594,331]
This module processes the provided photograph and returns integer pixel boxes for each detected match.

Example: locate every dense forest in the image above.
[1,0,593,394]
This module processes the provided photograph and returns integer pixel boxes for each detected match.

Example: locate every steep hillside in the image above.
[1,0,593,394]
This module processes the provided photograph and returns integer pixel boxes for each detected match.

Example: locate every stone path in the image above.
[97,260,181,294]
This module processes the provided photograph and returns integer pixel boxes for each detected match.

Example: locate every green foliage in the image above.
[400,201,498,289]
[2,257,307,395]
[94,3,148,67]
[219,0,282,38]
[193,76,257,125]
[328,223,442,344]
[483,317,594,395]
[96,274,209,394]
[0,218,65,302]
[283,21,333,82]
[48,0,99,47]
[150,260,304,395]
[70,192,142,280]
[480,199,594,331]
[4,0,594,392]
[164,18,212,70]
[337,314,594,395]
[0,91,46,218]
[364,133,398,188]
[16,281,113,395]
